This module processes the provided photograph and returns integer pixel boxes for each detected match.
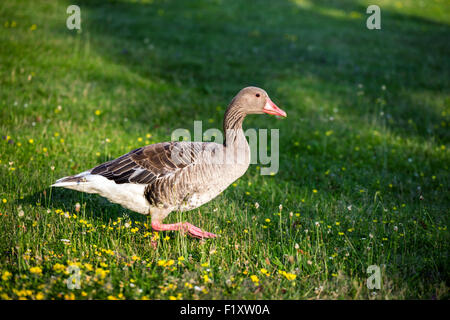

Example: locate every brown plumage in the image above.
[52,87,287,238]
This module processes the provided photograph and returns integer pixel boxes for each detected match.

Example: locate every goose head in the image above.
[229,86,287,118]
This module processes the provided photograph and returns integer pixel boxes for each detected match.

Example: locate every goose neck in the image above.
[223,105,246,147]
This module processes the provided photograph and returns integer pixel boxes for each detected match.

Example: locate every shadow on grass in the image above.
[18,188,148,224]
[56,0,449,141]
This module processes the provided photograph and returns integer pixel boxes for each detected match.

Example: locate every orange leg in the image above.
[151,221,217,239]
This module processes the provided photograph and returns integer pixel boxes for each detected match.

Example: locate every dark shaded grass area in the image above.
[67,0,449,138]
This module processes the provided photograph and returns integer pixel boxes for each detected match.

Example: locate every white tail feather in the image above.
[51,181,80,187]
[51,172,150,214]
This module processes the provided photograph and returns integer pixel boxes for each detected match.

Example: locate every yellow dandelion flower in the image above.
[95,268,108,279]
[95,110,101,116]
[260,268,270,277]
[164,260,174,267]
[29,266,42,275]
[53,263,65,273]
[2,271,12,281]
[250,275,259,283]
[284,273,296,281]
[157,260,166,266]
[29,24,37,31]
[28,139,34,144]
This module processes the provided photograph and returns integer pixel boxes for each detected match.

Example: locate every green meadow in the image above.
[0,0,449,299]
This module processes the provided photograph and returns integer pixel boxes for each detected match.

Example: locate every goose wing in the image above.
[90,141,221,185]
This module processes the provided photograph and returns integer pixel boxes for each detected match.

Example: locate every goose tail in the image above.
[51,171,91,187]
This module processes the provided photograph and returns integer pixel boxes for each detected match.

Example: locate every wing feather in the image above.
[89,142,221,185]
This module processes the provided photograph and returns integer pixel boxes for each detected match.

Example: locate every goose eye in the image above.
[255,93,260,97]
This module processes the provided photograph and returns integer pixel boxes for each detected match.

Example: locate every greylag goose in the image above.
[52,87,287,238]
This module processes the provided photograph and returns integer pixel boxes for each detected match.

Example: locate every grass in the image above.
[0,0,449,300]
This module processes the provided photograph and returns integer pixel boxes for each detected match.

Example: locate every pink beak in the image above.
[263,98,287,117]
